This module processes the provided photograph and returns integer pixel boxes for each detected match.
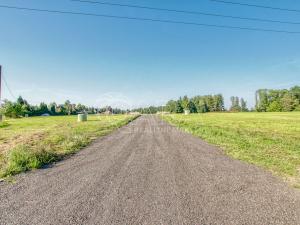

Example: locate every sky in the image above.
[0,0,300,109]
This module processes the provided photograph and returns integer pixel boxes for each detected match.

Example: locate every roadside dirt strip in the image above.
[0,115,299,225]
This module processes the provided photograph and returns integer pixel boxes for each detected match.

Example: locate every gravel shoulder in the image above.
[0,115,299,225]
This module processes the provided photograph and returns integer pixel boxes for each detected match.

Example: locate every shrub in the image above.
[267,101,282,112]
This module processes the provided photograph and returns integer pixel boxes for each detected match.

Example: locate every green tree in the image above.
[196,99,208,113]
[48,102,57,115]
[38,102,49,115]
[281,93,297,112]
[175,101,183,113]
[64,100,72,115]
[188,101,197,113]
[214,94,225,111]
[267,101,282,112]
[240,98,248,112]
[76,103,86,113]
[0,100,26,118]
[230,96,241,112]
[181,96,189,110]
[290,86,300,100]
[166,100,177,113]
[255,89,268,112]
[16,96,28,106]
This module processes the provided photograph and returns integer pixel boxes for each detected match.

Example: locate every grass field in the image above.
[162,112,300,187]
[0,114,137,178]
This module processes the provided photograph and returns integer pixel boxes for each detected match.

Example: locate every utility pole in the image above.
[0,65,2,122]
[0,65,2,104]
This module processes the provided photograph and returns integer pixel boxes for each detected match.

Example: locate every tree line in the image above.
[1,85,299,117]
[131,106,164,114]
[255,86,300,112]
[0,96,127,118]
[132,95,226,114]
[135,85,300,114]
[165,94,225,113]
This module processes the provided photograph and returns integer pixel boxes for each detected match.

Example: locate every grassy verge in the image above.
[0,114,138,178]
[161,112,300,188]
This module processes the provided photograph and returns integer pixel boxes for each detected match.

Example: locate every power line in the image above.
[69,0,300,25]
[2,75,16,99]
[0,4,300,34]
[210,0,300,13]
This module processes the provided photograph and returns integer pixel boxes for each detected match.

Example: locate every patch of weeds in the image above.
[4,145,40,176]
[2,145,59,177]
[34,145,60,165]
[61,134,90,154]
[0,153,6,177]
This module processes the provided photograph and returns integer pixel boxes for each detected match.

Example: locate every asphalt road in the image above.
[0,115,299,225]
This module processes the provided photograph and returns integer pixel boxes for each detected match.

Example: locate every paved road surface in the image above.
[0,115,299,225]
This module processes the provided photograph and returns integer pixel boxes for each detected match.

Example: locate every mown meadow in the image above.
[162,112,300,188]
[0,114,137,178]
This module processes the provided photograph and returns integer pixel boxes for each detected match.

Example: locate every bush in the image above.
[267,101,282,112]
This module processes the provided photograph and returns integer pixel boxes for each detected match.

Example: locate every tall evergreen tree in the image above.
[175,101,183,113]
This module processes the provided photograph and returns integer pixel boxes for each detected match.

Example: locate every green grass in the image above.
[162,112,300,187]
[0,114,138,177]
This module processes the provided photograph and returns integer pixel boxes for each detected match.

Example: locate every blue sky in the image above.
[1,0,300,109]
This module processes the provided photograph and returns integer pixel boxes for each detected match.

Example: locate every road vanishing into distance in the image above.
[0,115,299,225]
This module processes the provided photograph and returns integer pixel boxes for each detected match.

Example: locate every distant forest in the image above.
[0,97,127,118]
[0,86,299,118]
[133,85,300,114]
